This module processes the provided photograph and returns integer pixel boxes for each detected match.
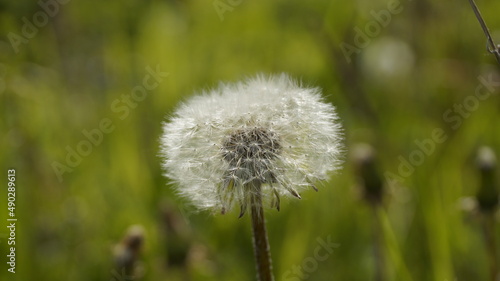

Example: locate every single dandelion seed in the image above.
[160,73,343,281]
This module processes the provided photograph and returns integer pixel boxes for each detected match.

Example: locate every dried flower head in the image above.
[475,146,498,212]
[160,74,343,216]
[352,143,384,204]
[113,225,145,279]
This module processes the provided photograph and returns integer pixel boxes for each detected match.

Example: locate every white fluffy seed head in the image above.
[160,74,343,214]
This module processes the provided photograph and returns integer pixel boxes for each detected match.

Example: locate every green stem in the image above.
[482,214,498,281]
[249,181,274,281]
[372,203,385,281]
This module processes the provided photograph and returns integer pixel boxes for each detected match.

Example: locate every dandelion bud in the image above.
[475,146,499,213]
[160,74,343,215]
[113,225,145,279]
[353,143,384,205]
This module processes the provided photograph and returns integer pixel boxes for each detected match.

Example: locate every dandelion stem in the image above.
[249,181,275,281]
[468,0,500,65]
[481,213,498,281]
[372,204,385,281]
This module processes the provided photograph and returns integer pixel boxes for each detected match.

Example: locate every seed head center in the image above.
[222,128,281,169]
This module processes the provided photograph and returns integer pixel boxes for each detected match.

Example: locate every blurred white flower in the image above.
[160,74,343,215]
[362,36,415,81]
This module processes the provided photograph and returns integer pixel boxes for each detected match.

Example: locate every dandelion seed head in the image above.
[160,74,343,214]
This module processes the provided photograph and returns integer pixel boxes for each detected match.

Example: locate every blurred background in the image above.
[1,0,500,280]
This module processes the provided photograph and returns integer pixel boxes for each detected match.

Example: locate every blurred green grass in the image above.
[1,0,500,280]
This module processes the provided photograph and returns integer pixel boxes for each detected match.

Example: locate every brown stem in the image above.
[468,0,500,65]
[249,182,274,281]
